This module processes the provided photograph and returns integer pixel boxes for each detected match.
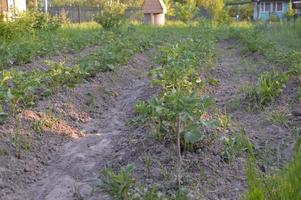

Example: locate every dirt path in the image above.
[0,52,153,200]
[22,53,151,200]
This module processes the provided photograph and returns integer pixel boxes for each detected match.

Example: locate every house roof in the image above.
[141,0,167,14]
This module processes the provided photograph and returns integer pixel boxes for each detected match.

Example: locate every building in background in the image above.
[0,0,26,13]
[253,0,291,20]
[141,0,166,25]
[292,0,301,15]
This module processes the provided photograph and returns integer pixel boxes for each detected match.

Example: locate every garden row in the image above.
[0,25,192,124]
[102,24,219,199]
[226,23,301,200]
[228,22,301,109]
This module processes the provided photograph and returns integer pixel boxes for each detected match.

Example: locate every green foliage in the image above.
[245,138,301,200]
[102,165,189,200]
[216,9,232,25]
[0,11,60,41]
[221,128,253,163]
[285,0,297,19]
[136,29,217,146]
[175,0,197,24]
[244,71,289,109]
[102,165,136,200]
[0,24,195,124]
[164,0,176,17]
[229,24,301,109]
[197,0,225,20]
[240,4,253,21]
[95,3,126,29]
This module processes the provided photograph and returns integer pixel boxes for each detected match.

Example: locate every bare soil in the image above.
[0,39,299,200]
[12,45,101,72]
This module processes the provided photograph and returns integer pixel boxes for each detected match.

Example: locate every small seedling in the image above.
[143,154,153,177]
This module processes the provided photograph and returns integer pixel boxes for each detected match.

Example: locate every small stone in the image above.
[24,167,30,173]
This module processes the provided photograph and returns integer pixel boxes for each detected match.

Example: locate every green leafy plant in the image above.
[175,0,197,24]
[221,128,252,163]
[244,71,289,109]
[102,165,136,200]
[95,3,126,29]
[102,165,189,200]
[136,33,217,185]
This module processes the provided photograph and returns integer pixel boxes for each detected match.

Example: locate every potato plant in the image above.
[136,30,216,185]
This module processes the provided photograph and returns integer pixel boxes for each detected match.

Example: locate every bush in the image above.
[95,3,126,29]
[175,0,197,24]
[0,11,61,41]
[216,9,232,25]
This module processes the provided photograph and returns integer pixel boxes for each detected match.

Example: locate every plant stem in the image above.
[176,115,182,187]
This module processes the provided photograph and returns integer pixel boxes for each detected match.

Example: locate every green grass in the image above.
[245,138,301,200]
[0,22,105,68]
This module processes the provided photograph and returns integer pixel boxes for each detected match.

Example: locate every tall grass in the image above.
[245,138,301,200]
[0,22,104,68]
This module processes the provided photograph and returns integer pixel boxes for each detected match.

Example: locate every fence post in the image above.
[77,6,81,24]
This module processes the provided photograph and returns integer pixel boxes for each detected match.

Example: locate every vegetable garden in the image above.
[0,4,301,200]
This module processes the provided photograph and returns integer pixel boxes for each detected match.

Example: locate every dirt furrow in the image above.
[12,45,101,72]
[21,54,151,200]
[206,39,297,199]
[0,52,153,200]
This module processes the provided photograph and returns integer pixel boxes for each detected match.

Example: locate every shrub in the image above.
[175,0,197,24]
[216,9,232,25]
[197,0,224,20]
[95,3,126,29]
[0,11,61,41]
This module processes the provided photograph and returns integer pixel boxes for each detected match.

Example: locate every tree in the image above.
[197,0,224,20]
[164,0,175,17]
[175,0,197,24]
[285,0,297,20]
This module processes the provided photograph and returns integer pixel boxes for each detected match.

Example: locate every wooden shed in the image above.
[141,0,167,25]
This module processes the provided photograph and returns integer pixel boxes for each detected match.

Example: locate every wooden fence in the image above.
[48,6,142,23]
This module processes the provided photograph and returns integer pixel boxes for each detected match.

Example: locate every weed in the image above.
[10,117,31,158]
[221,128,252,163]
[244,71,289,110]
[216,109,231,131]
[102,164,189,200]
[263,109,289,127]
[31,120,45,132]
[102,165,136,200]
[245,138,301,200]
[86,93,95,112]
[143,154,153,178]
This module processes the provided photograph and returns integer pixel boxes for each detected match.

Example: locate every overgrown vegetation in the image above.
[245,138,301,200]
[227,20,301,109]
[95,2,126,29]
